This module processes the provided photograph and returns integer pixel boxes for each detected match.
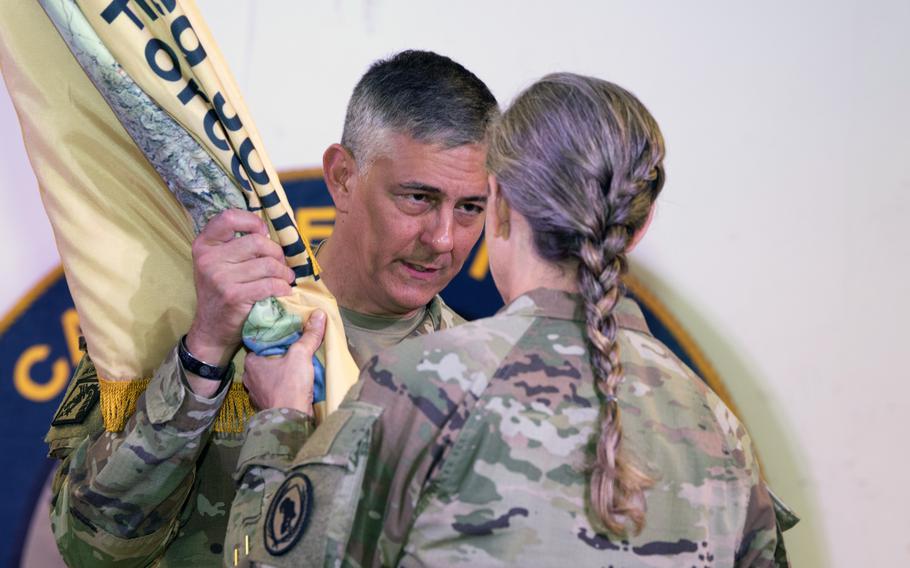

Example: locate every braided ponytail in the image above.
[579,189,655,536]
[487,73,665,536]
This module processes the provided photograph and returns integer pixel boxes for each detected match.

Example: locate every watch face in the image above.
[178,336,225,380]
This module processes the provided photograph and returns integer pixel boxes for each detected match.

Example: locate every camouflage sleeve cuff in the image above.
[234,408,315,481]
[144,345,233,434]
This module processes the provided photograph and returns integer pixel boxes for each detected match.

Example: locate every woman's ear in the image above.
[627,203,656,252]
[488,175,511,239]
[322,144,356,213]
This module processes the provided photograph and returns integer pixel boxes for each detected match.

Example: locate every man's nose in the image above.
[422,210,454,253]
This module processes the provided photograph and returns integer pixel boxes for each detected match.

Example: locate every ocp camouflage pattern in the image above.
[45,296,463,567]
[226,288,795,567]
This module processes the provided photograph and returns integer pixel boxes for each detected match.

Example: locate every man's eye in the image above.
[397,193,432,213]
[457,203,485,215]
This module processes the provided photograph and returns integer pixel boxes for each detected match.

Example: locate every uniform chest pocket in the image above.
[237,402,381,568]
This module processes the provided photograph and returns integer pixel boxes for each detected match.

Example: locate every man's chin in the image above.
[392,290,439,313]
[380,263,456,312]
[384,280,444,314]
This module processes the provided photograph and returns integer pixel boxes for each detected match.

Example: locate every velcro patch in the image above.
[264,472,313,556]
[51,376,99,427]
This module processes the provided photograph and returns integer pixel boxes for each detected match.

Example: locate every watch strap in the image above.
[178,335,230,382]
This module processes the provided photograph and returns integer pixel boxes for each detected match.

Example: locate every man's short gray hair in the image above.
[341,50,499,167]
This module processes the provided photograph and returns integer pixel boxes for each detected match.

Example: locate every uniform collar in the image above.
[498,287,651,335]
[426,295,443,329]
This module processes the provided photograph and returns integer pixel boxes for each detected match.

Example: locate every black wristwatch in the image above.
[178,335,231,382]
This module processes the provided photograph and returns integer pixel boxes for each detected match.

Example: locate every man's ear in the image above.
[488,175,511,239]
[323,143,356,213]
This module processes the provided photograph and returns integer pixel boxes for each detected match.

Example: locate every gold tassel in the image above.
[99,378,257,434]
[98,377,151,432]
[213,383,257,434]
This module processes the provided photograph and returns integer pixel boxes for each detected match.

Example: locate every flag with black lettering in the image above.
[0,0,358,430]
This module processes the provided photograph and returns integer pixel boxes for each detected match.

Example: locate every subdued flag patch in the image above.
[51,376,99,427]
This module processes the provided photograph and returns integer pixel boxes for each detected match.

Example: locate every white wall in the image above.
[3,1,909,565]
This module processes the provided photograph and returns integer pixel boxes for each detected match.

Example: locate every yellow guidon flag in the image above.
[0,0,357,430]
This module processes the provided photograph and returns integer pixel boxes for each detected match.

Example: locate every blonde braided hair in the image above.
[487,73,665,535]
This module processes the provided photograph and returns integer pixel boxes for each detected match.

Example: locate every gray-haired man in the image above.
[47,50,498,567]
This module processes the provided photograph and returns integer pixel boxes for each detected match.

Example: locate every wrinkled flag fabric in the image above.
[0,0,358,430]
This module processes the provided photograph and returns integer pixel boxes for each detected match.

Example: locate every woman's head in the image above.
[487,73,665,536]
[487,72,665,264]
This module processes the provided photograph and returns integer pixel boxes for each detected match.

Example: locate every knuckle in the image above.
[249,234,273,256]
[196,257,215,276]
[252,281,273,302]
[274,280,292,297]
[257,256,274,273]
[264,240,284,259]
[272,259,290,278]
[222,288,239,304]
[209,210,232,231]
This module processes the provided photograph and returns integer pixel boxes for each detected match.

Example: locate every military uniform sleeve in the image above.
[732,479,779,567]
[226,331,491,568]
[695,385,798,568]
[431,294,467,329]
[49,344,232,567]
[729,431,799,568]
[224,393,381,568]
[735,483,798,568]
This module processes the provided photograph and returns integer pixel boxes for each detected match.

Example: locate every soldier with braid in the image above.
[227,72,796,567]
[45,51,497,567]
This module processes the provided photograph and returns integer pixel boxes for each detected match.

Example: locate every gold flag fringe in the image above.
[98,377,150,432]
[99,379,257,434]
[213,384,257,434]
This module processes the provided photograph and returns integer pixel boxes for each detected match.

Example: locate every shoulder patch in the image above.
[51,375,99,427]
[264,472,313,556]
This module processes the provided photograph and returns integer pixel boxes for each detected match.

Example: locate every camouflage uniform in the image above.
[225,288,797,567]
[45,296,463,567]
